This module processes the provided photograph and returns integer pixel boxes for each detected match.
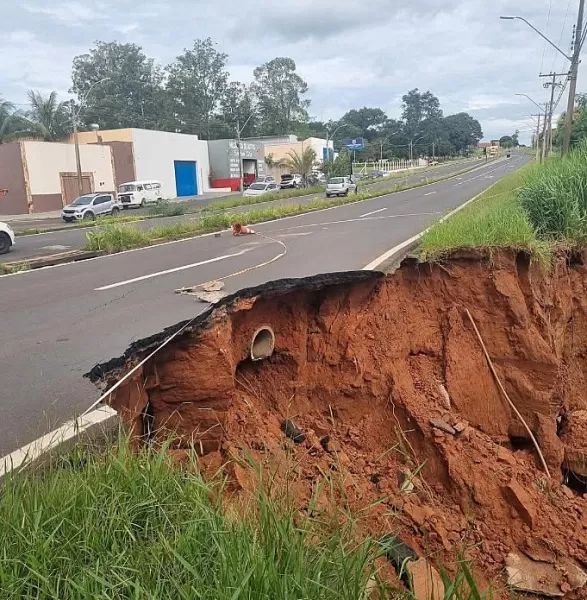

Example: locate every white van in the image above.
[118,180,163,208]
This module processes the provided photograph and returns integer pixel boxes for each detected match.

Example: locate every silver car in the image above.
[325,176,358,197]
[61,193,121,222]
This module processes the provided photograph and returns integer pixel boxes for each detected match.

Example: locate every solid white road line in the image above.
[95,248,253,291]
[0,406,117,478]
[360,207,387,218]
[363,175,505,271]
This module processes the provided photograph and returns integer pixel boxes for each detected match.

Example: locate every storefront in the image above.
[207,139,266,191]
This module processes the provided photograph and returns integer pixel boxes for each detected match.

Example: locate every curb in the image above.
[3,250,105,272]
[363,172,507,273]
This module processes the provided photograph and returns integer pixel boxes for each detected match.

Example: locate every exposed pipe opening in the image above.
[250,326,275,361]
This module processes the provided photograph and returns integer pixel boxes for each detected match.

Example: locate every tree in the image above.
[444,113,483,153]
[402,89,443,139]
[219,81,256,138]
[0,96,40,144]
[27,91,72,140]
[324,149,351,177]
[71,41,167,130]
[166,38,229,139]
[340,107,388,142]
[281,147,317,185]
[252,57,310,135]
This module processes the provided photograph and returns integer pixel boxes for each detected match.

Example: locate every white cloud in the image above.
[3,0,579,147]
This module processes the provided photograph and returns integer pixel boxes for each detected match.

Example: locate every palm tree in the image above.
[27,90,71,141]
[0,95,39,144]
[281,147,317,186]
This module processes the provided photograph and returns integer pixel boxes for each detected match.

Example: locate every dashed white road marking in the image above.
[95,248,253,291]
[360,207,387,218]
[424,191,437,196]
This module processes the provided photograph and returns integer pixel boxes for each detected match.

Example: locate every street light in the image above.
[515,94,547,161]
[325,123,348,163]
[72,77,110,196]
[409,134,426,167]
[379,130,401,161]
[515,93,544,113]
[500,16,572,61]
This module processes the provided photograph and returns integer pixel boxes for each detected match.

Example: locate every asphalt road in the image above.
[0,154,528,455]
[3,159,482,263]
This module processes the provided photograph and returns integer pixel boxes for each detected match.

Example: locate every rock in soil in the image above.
[280,419,306,443]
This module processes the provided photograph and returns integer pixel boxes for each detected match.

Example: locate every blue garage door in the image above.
[174,160,198,197]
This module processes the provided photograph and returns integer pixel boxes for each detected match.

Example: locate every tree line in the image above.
[0,38,484,160]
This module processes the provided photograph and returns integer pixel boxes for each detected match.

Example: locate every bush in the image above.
[519,141,587,241]
[148,200,187,217]
[85,225,147,252]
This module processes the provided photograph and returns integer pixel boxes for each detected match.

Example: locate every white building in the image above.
[75,128,212,198]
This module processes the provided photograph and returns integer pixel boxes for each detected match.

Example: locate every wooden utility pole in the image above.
[563,0,585,155]
[540,72,567,158]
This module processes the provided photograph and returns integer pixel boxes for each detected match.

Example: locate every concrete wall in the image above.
[264,137,332,165]
[23,142,115,211]
[131,129,211,197]
[74,129,134,144]
[0,143,29,215]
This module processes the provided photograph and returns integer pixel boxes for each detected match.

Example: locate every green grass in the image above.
[204,186,325,212]
[0,439,491,599]
[419,163,550,262]
[84,165,484,254]
[148,200,188,217]
[0,261,30,275]
[519,140,587,241]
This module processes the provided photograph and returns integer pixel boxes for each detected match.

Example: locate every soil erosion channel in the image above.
[90,250,587,597]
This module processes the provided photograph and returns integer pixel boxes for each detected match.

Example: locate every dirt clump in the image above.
[90,250,587,597]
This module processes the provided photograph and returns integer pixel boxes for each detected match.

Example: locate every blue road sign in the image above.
[343,138,365,151]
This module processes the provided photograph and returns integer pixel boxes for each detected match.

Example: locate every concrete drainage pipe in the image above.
[251,326,275,361]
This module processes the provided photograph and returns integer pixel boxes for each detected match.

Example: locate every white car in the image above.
[243,182,280,197]
[118,180,162,208]
[61,193,121,222]
[325,176,358,197]
[0,221,15,255]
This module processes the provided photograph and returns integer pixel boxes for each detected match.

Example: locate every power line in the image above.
[540,0,554,74]
[552,0,573,73]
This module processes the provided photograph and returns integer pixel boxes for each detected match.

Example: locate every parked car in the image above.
[61,193,121,222]
[0,221,15,255]
[325,176,358,197]
[118,180,163,208]
[254,175,276,184]
[280,174,302,189]
[243,182,280,197]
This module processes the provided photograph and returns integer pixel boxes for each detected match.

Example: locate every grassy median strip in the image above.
[85,165,483,254]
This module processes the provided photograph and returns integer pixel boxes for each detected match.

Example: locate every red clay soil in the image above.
[92,249,587,597]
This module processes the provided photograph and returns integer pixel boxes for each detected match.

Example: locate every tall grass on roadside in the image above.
[519,140,587,241]
[0,442,381,599]
[419,164,549,262]
[0,439,493,599]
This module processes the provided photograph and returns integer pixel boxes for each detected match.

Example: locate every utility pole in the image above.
[563,0,585,155]
[540,72,567,158]
[72,109,84,197]
[236,118,244,193]
[532,113,542,161]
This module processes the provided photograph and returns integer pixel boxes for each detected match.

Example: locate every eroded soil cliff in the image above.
[89,250,587,597]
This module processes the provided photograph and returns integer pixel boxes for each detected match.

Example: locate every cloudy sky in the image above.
[2,0,580,143]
